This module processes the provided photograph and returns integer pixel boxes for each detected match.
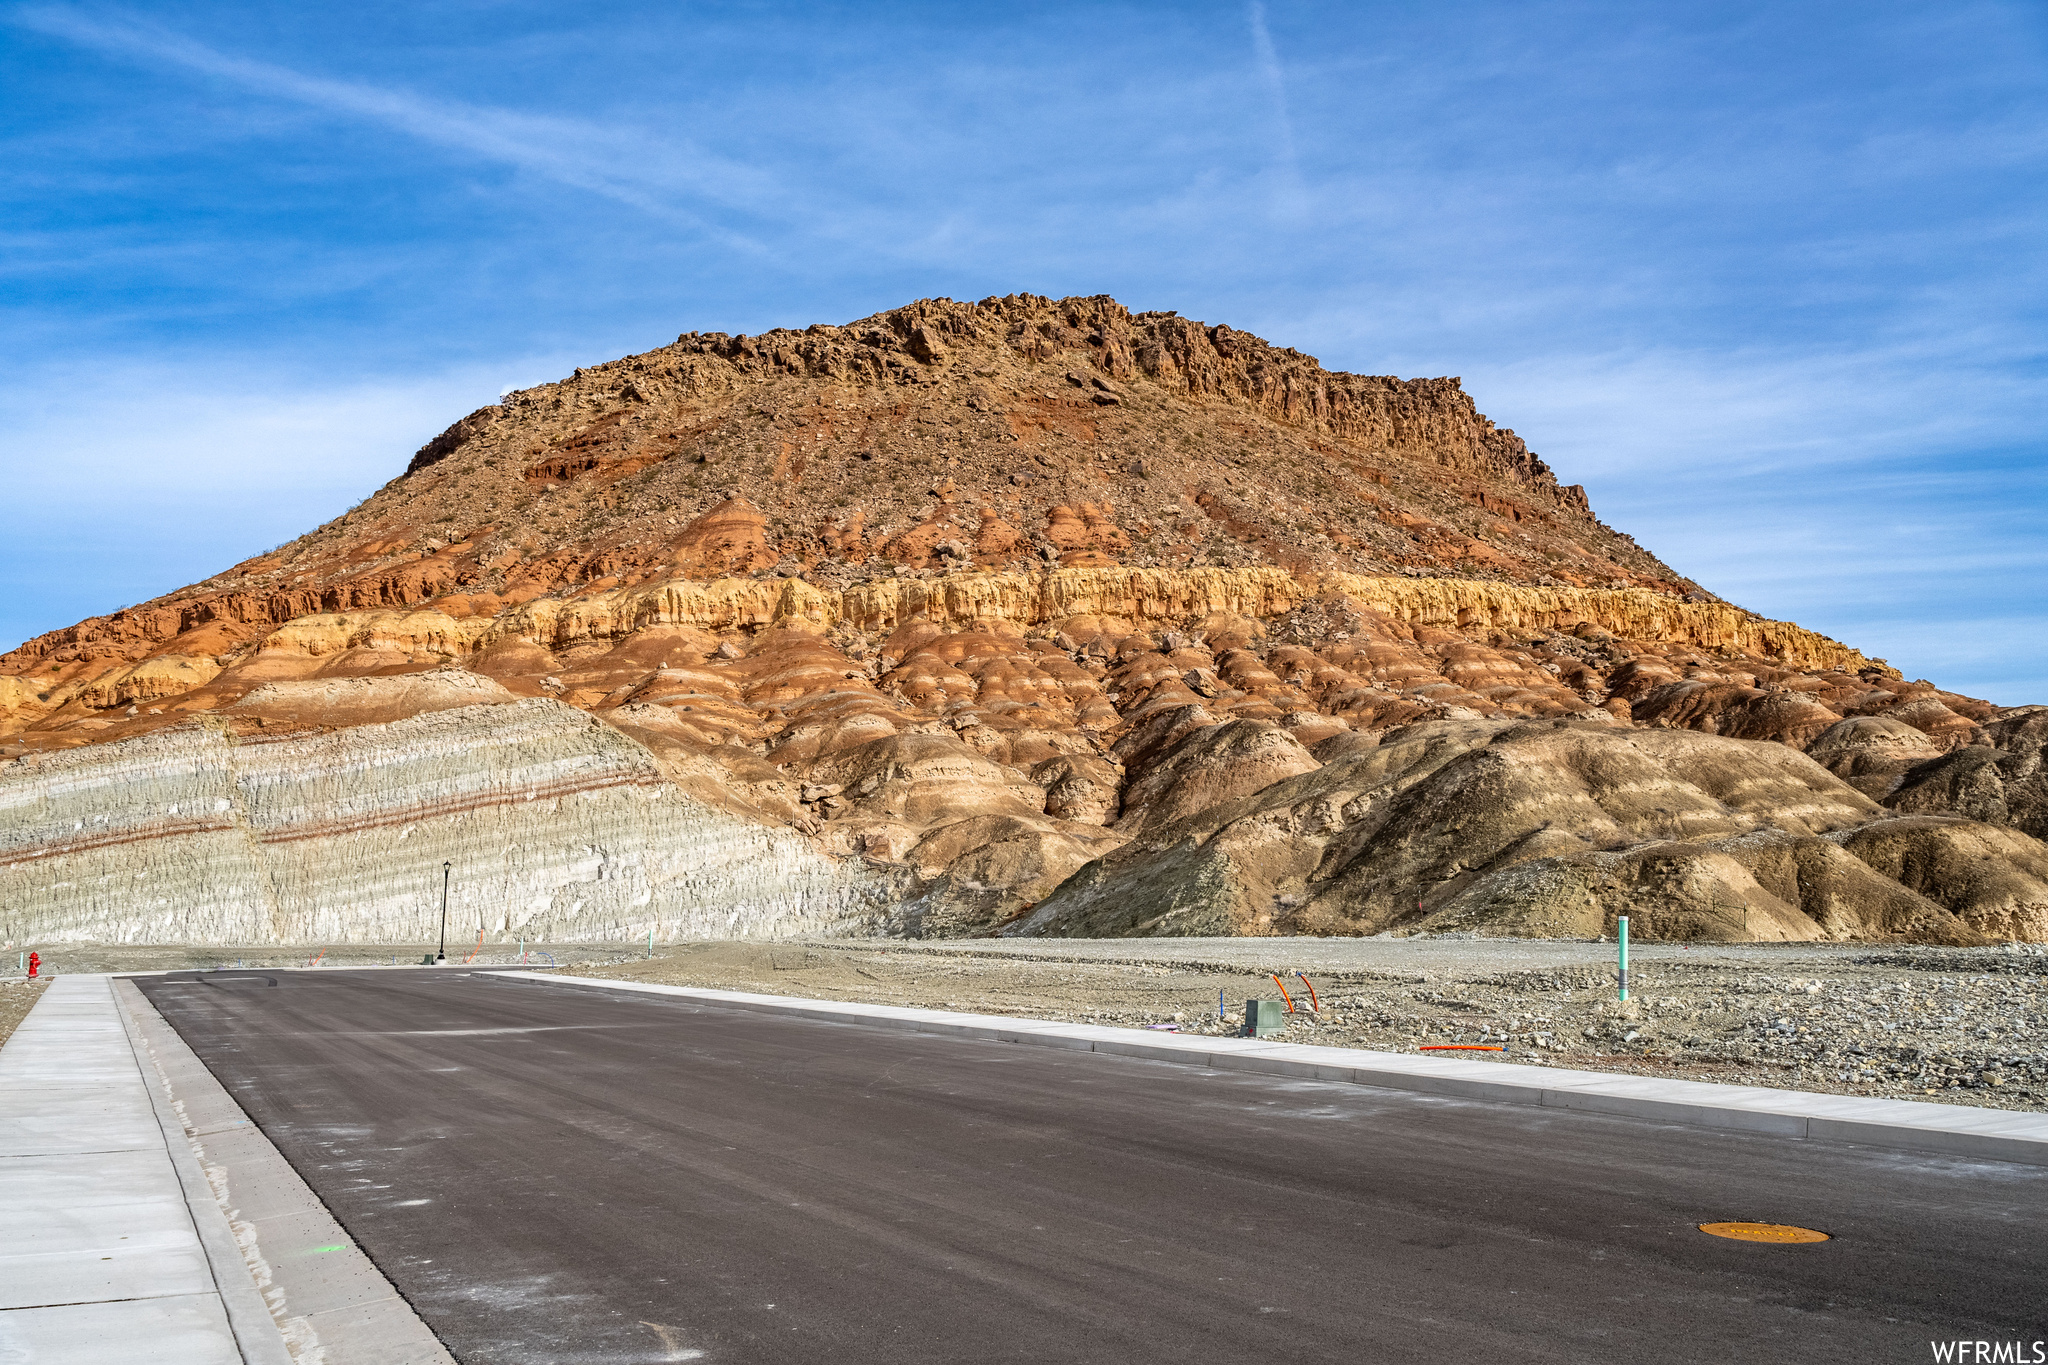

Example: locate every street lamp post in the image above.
[436,861,451,963]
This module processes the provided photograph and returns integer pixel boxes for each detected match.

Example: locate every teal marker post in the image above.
[1617,915,1630,1002]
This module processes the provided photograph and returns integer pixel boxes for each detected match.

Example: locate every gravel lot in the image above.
[578,937,2048,1114]
[12,935,2042,1114]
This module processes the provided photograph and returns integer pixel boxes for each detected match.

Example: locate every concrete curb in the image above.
[112,982,295,1365]
[117,979,457,1365]
[104,963,562,976]
[0,976,268,1363]
[503,972,2048,1168]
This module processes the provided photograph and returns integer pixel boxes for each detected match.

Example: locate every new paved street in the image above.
[138,970,2048,1364]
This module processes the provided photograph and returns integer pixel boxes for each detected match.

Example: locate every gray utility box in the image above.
[1245,999,1288,1038]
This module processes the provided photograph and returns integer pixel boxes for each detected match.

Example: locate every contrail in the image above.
[1247,1,1308,217]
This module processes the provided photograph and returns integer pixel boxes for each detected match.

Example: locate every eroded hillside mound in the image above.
[2,294,2043,946]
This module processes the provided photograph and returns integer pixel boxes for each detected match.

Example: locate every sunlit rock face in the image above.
[1010,719,2044,946]
[0,700,885,946]
[1,294,2041,944]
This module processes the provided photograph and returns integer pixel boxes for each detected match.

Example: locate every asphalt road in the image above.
[138,970,2048,1365]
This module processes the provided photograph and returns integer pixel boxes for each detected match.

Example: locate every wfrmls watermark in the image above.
[1929,1343,2047,1363]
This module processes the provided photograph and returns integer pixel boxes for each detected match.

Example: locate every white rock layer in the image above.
[0,699,884,945]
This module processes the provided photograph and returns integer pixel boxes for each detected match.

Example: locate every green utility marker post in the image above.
[1617,915,1630,1002]
[647,928,654,959]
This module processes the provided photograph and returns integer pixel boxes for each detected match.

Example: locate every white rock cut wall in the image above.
[0,700,887,945]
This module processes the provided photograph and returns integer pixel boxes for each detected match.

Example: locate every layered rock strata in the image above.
[0,568,1896,747]
[1012,719,2048,944]
[1,293,1705,733]
[1,294,2042,945]
[0,700,881,945]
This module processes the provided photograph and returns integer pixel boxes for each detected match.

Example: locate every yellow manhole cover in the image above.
[1698,1222,1830,1243]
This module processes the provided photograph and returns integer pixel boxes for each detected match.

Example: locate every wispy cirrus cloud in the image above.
[0,351,575,649]
[1456,342,2048,700]
[2,0,2042,703]
[11,5,779,246]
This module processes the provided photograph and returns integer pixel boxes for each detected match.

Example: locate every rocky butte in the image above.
[3,294,2045,947]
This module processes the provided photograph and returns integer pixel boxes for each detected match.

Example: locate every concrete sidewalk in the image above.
[0,974,453,1365]
[511,972,2048,1167]
[0,975,287,1363]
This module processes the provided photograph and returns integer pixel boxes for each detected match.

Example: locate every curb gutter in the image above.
[115,979,457,1365]
[112,981,295,1365]
[503,972,2048,1168]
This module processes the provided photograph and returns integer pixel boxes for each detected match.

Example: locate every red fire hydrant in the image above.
[26,952,39,979]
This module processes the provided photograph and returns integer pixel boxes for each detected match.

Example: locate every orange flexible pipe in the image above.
[1269,974,1296,1012]
[1295,972,1320,1011]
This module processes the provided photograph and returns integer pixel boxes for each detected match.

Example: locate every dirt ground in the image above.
[0,979,50,1050]
[576,938,2048,1115]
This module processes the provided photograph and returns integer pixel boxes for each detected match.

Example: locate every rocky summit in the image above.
[3,294,2045,947]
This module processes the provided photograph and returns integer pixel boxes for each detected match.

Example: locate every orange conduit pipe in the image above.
[1419,1044,1507,1051]
[1269,974,1296,1012]
[1294,972,1320,1012]
[462,928,484,965]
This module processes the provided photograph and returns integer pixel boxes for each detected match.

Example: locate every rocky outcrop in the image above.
[0,570,1882,742]
[0,294,1709,696]
[224,670,519,729]
[1834,816,2048,942]
[1879,709,2048,840]
[1807,716,1948,799]
[1112,716,1320,838]
[2,294,2040,946]
[6,555,2039,945]
[0,701,883,946]
[1010,720,2031,945]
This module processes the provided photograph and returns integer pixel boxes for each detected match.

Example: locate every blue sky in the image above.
[3,1,2044,701]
